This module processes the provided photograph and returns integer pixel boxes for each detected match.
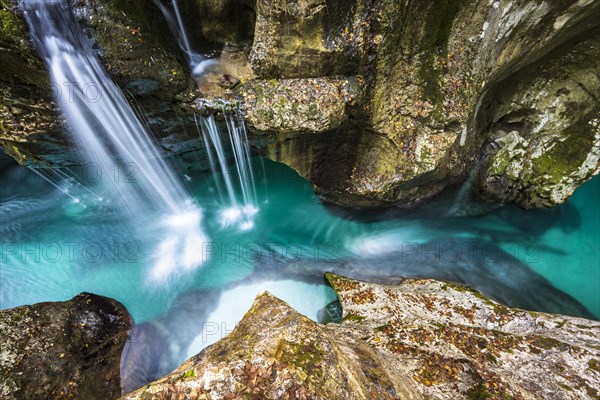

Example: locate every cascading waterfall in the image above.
[152,0,216,76]
[224,112,258,210]
[22,0,208,283]
[153,0,260,230]
[197,111,258,230]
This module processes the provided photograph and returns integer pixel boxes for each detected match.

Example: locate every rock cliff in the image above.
[1,0,599,209]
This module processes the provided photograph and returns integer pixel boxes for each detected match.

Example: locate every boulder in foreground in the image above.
[0,293,131,399]
[122,275,600,399]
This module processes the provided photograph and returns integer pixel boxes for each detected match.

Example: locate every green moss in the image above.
[419,145,432,162]
[0,6,21,43]
[432,322,447,330]
[465,383,516,400]
[530,336,563,351]
[374,323,392,332]
[15,307,29,322]
[532,134,593,181]
[585,385,599,398]
[465,383,492,399]
[418,0,461,118]
[445,282,497,307]
[492,304,510,316]
[283,340,325,383]
[256,109,275,123]
[559,383,573,391]
[343,313,366,322]
[0,4,39,64]
[485,352,497,364]
[180,369,196,379]
[588,358,599,372]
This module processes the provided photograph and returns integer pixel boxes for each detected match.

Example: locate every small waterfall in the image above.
[152,0,216,76]
[23,0,208,283]
[197,111,258,231]
[153,0,259,229]
[447,167,479,217]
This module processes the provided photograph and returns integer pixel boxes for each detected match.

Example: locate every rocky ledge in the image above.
[122,274,600,399]
[0,293,131,399]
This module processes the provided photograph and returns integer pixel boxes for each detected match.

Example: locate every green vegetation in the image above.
[343,313,366,322]
[465,383,493,400]
[532,133,593,181]
[418,0,461,118]
[180,369,196,379]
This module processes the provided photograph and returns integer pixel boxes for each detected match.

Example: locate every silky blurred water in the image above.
[1,154,598,389]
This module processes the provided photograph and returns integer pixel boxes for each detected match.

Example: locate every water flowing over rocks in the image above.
[1,0,599,209]
[121,274,600,399]
[0,0,192,166]
[0,293,131,399]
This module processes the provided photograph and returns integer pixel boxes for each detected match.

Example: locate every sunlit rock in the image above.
[121,275,600,399]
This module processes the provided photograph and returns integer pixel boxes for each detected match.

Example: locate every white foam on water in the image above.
[186,280,337,357]
[147,205,209,284]
[23,0,210,283]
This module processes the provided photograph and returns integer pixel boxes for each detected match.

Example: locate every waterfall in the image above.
[23,0,208,283]
[152,0,216,76]
[197,112,258,231]
[153,0,260,230]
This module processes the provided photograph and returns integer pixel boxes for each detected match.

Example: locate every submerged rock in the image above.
[121,275,600,399]
[120,288,222,395]
[0,292,131,399]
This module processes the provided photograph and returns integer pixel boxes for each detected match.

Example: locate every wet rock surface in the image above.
[0,0,64,165]
[0,292,131,399]
[121,274,600,400]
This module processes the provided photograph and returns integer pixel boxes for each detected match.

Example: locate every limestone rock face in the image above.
[240,76,360,135]
[121,290,421,399]
[476,31,600,208]
[175,0,256,48]
[68,0,189,97]
[0,293,131,399]
[242,0,600,208]
[327,274,600,400]
[250,0,365,79]
[121,275,600,399]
